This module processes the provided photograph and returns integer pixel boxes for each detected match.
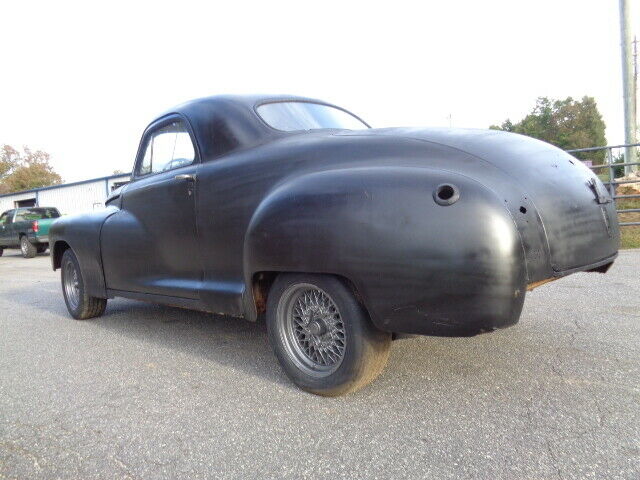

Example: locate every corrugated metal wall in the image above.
[0,175,130,215]
[39,181,107,215]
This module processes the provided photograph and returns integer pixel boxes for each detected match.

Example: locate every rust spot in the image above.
[253,278,267,313]
[526,277,558,291]
[252,272,276,314]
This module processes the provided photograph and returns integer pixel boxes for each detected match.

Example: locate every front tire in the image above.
[61,249,107,319]
[267,274,391,396]
[20,236,37,258]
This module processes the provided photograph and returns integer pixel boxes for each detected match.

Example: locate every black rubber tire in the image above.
[20,236,37,258]
[266,273,392,396]
[61,249,107,320]
[0,247,3,257]
[36,245,47,254]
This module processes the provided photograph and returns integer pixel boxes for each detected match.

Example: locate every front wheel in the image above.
[61,249,107,320]
[267,274,391,396]
[20,236,37,258]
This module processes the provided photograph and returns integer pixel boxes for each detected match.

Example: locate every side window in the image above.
[138,120,195,176]
[0,212,10,225]
[14,208,58,221]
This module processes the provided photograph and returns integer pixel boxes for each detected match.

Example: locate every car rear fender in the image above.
[242,166,528,332]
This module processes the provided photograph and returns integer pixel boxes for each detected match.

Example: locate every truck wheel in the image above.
[266,274,391,396]
[61,249,107,320]
[20,236,37,258]
[0,247,3,257]
[37,245,47,254]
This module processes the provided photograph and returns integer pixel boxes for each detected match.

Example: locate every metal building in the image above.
[0,173,130,215]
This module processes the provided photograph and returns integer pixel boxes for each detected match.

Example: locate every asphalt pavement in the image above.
[1,248,639,479]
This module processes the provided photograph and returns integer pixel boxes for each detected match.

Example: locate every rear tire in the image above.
[20,236,36,258]
[266,274,391,396]
[61,249,107,320]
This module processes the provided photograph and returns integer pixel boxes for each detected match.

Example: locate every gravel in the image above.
[1,248,638,479]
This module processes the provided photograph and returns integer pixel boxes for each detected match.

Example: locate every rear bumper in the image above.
[367,206,618,338]
[554,252,617,278]
[396,254,618,337]
[27,233,48,244]
[527,253,617,291]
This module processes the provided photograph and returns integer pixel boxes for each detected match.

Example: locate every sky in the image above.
[1,0,638,183]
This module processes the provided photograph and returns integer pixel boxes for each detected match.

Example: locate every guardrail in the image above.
[566,143,640,227]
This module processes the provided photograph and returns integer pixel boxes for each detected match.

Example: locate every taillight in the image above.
[32,220,39,233]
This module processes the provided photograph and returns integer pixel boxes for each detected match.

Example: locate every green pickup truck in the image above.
[0,207,61,258]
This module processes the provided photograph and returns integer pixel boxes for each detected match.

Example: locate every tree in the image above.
[0,145,63,194]
[490,96,607,164]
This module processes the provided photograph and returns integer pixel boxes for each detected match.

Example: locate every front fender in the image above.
[50,206,119,299]
[244,166,527,335]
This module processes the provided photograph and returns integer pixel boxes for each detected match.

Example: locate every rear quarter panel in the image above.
[245,166,527,335]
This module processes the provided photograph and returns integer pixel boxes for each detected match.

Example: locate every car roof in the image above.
[167,94,338,116]
[144,94,362,161]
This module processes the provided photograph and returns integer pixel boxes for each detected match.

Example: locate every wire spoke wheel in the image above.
[63,260,81,310]
[277,283,347,377]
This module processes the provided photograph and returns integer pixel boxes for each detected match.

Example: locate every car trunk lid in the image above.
[340,127,620,273]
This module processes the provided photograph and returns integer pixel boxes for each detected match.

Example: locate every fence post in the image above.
[607,148,616,202]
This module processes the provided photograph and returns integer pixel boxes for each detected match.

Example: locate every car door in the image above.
[101,116,202,299]
[0,210,14,246]
[13,210,28,243]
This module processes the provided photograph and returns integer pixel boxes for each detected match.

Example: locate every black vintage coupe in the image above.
[50,95,619,395]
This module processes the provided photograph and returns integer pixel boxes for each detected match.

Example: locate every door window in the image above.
[138,120,195,176]
[0,211,13,225]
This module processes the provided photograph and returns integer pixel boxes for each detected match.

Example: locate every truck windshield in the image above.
[15,208,61,221]
[257,101,369,132]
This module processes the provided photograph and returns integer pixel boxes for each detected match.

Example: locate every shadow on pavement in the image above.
[6,280,293,389]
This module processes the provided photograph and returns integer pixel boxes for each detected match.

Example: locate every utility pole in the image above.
[634,35,638,141]
[619,0,637,174]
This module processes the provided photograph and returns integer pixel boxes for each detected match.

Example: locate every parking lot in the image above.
[0,249,638,479]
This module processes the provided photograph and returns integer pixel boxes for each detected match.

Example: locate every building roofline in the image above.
[0,173,131,199]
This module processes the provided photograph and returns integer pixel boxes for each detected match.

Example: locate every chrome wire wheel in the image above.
[20,238,28,255]
[277,283,347,377]
[63,260,80,310]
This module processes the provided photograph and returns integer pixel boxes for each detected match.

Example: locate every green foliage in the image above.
[612,153,626,178]
[0,145,63,194]
[490,96,607,164]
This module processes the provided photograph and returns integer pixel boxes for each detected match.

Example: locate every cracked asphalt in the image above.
[1,249,639,479]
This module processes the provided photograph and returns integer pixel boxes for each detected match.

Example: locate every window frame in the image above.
[133,114,200,180]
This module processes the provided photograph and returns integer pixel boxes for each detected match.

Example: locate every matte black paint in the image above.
[50,95,619,336]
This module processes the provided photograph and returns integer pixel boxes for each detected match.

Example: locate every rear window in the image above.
[14,208,60,222]
[257,101,368,132]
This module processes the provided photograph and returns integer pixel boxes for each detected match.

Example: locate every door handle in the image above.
[174,173,196,182]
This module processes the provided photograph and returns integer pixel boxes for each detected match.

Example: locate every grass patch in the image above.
[621,227,640,249]
[616,188,640,249]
